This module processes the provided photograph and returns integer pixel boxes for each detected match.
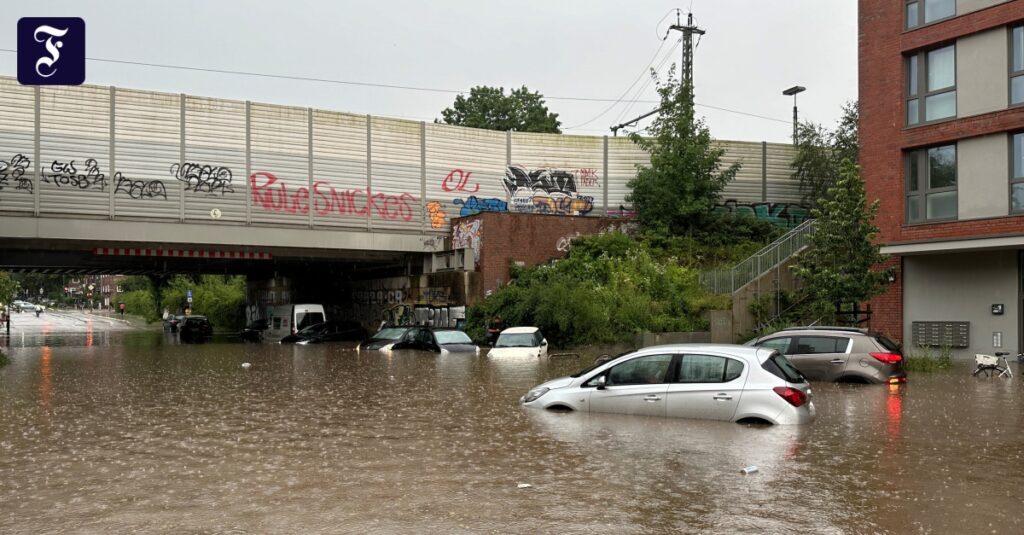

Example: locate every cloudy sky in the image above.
[2,0,857,143]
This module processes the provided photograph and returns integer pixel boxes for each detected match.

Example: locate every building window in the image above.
[906,144,957,223]
[907,45,956,125]
[1013,133,1024,212]
[905,0,955,29]
[1012,26,1024,106]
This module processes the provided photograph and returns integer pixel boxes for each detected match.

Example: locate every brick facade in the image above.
[860,0,1024,342]
[453,212,633,298]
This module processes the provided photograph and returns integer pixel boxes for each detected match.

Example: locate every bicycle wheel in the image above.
[974,365,1007,378]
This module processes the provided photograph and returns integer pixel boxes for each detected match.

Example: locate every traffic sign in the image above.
[187,288,193,303]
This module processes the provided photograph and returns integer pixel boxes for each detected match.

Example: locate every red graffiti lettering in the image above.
[441,169,479,193]
[267,172,417,221]
[576,168,600,187]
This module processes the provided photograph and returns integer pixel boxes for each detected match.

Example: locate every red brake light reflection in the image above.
[773,386,807,407]
[870,352,902,364]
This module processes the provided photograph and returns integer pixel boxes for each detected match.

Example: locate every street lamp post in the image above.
[782,85,806,144]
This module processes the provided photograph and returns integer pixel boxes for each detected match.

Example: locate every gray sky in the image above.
[3,0,857,143]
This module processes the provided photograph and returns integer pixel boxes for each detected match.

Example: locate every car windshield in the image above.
[370,328,407,341]
[434,330,472,345]
[298,322,330,335]
[495,333,537,347]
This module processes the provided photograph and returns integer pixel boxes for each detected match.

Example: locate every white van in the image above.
[266,304,326,341]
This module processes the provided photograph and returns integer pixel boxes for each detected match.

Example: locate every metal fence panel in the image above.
[183,96,247,223]
[425,123,506,230]
[369,116,422,232]
[765,143,802,204]
[510,131,604,217]
[40,85,112,218]
[312,110,369,229]
[249,103,309,227]
[0,78,36,214]
[113,89,181,220]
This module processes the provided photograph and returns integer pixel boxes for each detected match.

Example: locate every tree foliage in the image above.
[792,101,859,208]
[439,85,561,133]
[626,68,774,244]
[791,160,890,315]
[466,233,719,347]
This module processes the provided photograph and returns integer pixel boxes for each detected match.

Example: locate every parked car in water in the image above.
[358,327,412,351]
[239,319,269,342]
[747,327,906,385]
[12,300,35,312]
[280,320,367,345]
[521,344,815,425]
[265,303,326,342]
[178,315,214,342]
[488,326,548,358]
[165,314,186,333]
[389,327,479,353]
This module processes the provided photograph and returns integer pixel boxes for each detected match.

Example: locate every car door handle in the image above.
[713,394,732,401]
[643,394,661,402]
[830,359,845,364]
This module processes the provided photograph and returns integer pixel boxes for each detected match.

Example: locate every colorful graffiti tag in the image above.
[452,219,482,266]
[713,199,810,229]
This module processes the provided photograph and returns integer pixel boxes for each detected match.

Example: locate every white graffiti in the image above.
[556,232,580,252]
[33,25,69,78]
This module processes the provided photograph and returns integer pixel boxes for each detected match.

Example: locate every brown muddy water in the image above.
[2,332,1023,534]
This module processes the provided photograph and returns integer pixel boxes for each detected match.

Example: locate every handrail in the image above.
[699,219,816,294]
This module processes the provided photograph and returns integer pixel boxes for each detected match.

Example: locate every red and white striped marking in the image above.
[93,248,272,260]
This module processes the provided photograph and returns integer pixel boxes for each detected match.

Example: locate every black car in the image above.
[165,314,186,333]
[239,319,269,343]
[391,327,478,353]
[178,315,214,342]
[280,320,366,345]
[358,327,413,351]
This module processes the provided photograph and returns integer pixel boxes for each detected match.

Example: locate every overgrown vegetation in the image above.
[0,271,19,309]
[121,275,247,330]
[466,233,725,347]
[792,101,859,209]
[904,345,953,372]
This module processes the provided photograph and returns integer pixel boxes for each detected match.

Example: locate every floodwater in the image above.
[2,330,1024,534]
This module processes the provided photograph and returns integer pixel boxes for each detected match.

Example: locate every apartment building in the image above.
[862,0,1024,356]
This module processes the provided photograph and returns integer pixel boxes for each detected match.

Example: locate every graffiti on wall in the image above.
[0,154,32,193]
[170,162,234,196]
[44,159,108,192]
[504,165,594,216]
[441,169,479,193]
[250,171,418,221]
[576,168,600,187]
[713,199,810,229]
[115,174,168,200]
[426,201,447,229]
[453,195,508,217]
[555,221,639,253]
[452,219,482,266]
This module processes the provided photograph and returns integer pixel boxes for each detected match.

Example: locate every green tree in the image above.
[439,85,561,133]
[0,271,20,308]
[792,100,859,208]
[626,68,749,241]
[791,160,890,320]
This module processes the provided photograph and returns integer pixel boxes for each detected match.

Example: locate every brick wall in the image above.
[867,256,903,342]
[454,212,632,298]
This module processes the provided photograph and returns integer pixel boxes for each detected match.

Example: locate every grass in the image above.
[904,344,953,372]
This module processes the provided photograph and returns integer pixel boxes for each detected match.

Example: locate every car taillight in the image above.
[773,386,807,407]
[870,352,902,364]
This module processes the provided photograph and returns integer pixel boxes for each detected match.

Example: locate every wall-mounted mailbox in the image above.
[992,304,1004,315]
[911,321,970,348]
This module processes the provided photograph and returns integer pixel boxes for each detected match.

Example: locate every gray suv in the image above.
[749,327,906,384]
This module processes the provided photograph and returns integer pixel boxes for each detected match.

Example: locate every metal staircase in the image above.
[700,219,816,294]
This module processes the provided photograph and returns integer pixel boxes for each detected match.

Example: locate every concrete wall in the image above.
[958,133,1010,219]
[957,27,1009,118]
[903,250,1019,358]
[958,0,1010,15]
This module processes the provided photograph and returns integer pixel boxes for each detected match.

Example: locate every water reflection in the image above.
[2,337,1024,533]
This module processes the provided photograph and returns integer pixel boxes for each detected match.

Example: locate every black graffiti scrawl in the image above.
[0,154,32,194]
[501,165,594,216]
[115,173,167,200]
[44,159,108,191]
[170,162,234,196]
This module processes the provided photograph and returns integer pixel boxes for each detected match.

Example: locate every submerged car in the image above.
[391,327,478,353]
[488,326,548,358]
[358,327,413,351]
[178,315,214,342]
[521,344,815,425]
[281,320,366,345]
[748,327,906,385]
[239,319,269,342]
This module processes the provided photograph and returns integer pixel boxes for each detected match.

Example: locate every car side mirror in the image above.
[594,375,607,390]
[541,339,548,346]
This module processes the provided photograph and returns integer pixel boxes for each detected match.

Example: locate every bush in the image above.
[467,233,712,348]
[121,289,158,323]
[162,275,247,331]
[904,345,953,372]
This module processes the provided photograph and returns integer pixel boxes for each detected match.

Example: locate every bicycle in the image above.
[973,352,1015,378]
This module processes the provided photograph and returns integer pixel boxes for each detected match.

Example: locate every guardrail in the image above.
[700,219,816,294]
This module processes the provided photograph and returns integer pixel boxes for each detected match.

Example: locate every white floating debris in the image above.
[740,465,758,475]
[517,483,532,489]
[241,362,252,369]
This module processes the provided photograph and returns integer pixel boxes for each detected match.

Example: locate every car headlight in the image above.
[380,343,394,352]
[296,339,310,345]
[522,387,549,403]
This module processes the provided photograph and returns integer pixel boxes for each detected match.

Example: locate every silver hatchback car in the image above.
[521,344,815,425]
[748,327,907,385]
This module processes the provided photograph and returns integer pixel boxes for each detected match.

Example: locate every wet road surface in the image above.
[2,330,1023,533]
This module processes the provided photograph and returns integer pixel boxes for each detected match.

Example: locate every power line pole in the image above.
[668,11,705,90]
